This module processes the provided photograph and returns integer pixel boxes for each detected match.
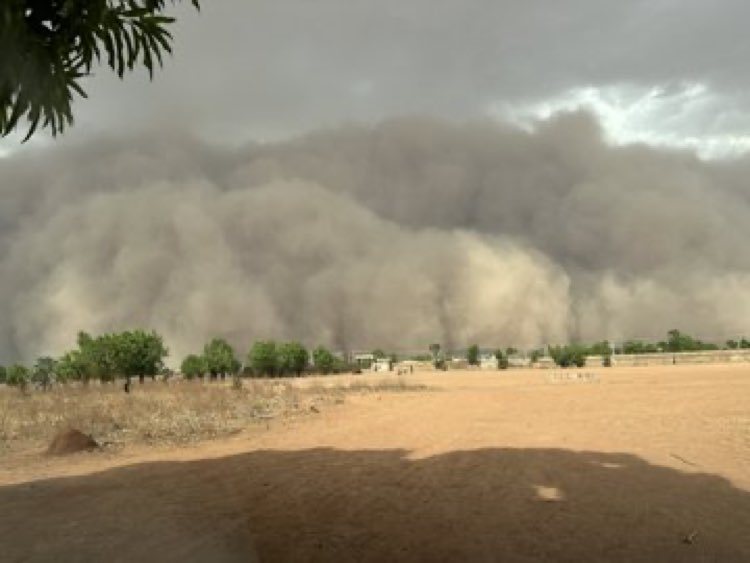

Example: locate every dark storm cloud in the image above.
[53,0,750,144]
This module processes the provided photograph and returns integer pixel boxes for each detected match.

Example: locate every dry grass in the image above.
[0,377,428,453]
[304,376,429,398]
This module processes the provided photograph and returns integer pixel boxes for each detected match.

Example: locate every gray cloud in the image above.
[15,0,743,149]
[1,113,749,363]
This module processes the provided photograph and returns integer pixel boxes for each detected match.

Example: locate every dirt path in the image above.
[1,365,749,562]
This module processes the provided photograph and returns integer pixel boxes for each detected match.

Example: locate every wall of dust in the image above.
[2,113,750,363]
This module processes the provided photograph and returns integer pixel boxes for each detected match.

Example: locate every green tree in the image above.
[494,348,509,369]
[113,330,168,384]
[6,364,30,389]
[248,340,279,377]
[429,343,444,369]
[32,356,57,390]
[549,344,586,368]
[203,338,237,380]
[666,329,718,353]
[57,349,92,384]
[1,0,200,141]
[277,342,309,377]
[586,341,611,356]
[180,354,205,380]
[466,344,479,366]
[529,348,544,363]
[76,331,117,382]
[312,346,336,375]
[0,365,6,384]
[622,340,659,354]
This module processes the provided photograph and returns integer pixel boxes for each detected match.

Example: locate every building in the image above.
[479,354,499,370]
[353,353,375,370]
[508,356,531,368]
[534,357,556,369]
[373,358,393,372]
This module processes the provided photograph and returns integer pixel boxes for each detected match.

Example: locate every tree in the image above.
[549,344,586,368]
[622,340,659,354]
[57,350,89,383]
[466,344,479,366]
[429,343,444,369]
[32,356,57,390]
[180,354,205,380]
[76,331,117,382]
[112,330,168,384]
[6,364,30,389]
[312,346,336,375]
[587,341,611,356]
[248,340,278,377]
[665,329,718,353]
[277,342,309,377]
[203,338,237,380]
[494,348,509,370]
[0,365,6,384]
[372,349,387,359]
[1,0,200,141]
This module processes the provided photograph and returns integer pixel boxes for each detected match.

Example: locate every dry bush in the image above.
[0,377,428,453]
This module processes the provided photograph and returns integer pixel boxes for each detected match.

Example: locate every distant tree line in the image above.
[546,329,746,368]
[0,330,167,391]
[180,339,343,380]
[1,328,747,389]
[0,331,358,391]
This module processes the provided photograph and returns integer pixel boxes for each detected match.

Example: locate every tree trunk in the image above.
[139,374,145,384]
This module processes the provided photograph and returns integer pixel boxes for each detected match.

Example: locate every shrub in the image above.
[6,364,30,389]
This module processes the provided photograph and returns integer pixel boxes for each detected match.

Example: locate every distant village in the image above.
[350,347,750,373]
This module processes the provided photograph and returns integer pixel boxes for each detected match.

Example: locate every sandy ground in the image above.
[1,364,749,562]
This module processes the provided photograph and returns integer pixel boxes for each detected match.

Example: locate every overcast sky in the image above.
[4,0,750,157]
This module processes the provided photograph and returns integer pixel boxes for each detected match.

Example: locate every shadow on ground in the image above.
[1,448,749,562]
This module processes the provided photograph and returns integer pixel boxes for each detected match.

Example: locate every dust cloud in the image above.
[1,112,748,361]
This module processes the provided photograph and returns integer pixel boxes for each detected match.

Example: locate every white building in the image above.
[373,358,393,372]
[354,353,375,369]
[479,354,499,369]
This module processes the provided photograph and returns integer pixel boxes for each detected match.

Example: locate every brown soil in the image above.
[1,364,749,562]
[46,429,99,456]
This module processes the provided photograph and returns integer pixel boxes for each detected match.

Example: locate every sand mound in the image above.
[47,429,99,456]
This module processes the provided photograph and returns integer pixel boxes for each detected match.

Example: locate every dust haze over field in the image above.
[1,112,750,361]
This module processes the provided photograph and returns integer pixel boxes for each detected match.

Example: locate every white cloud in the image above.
[491,83,750,160]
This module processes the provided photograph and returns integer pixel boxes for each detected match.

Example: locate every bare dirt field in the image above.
[1,364,749,562]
